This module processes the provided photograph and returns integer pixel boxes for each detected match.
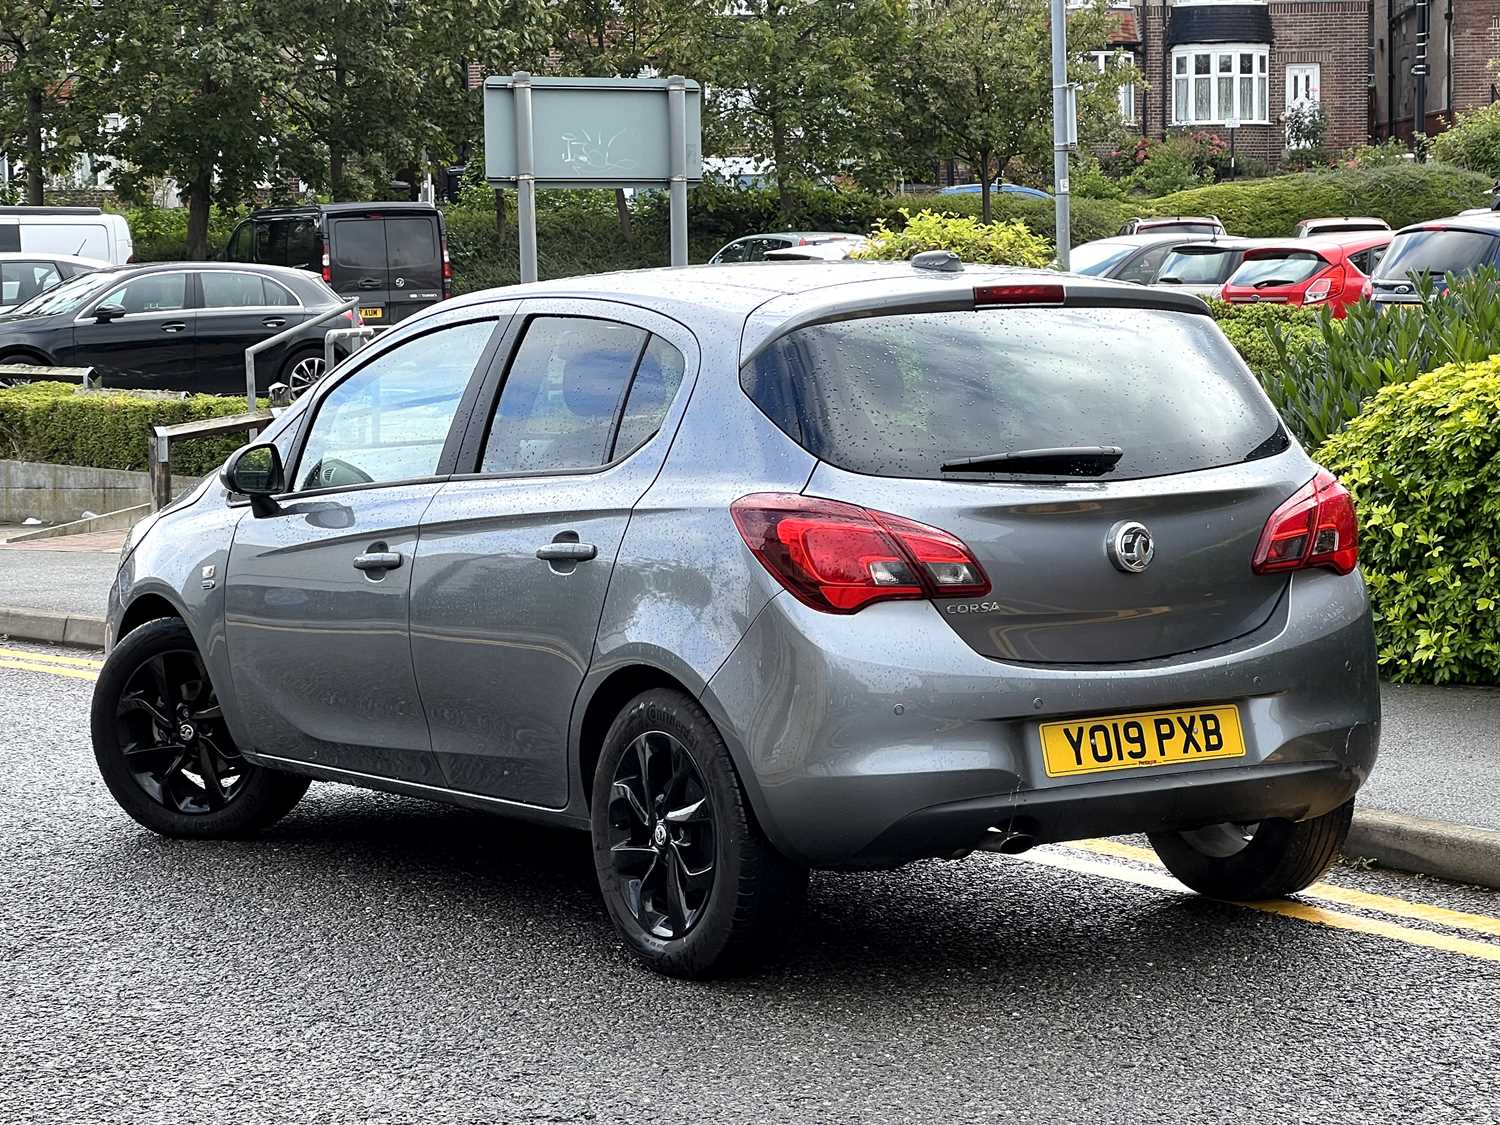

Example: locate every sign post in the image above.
[484,73,703,282]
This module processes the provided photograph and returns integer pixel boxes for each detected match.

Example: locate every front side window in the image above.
[742,307,1282,482]
[97,273,188,315]
[1171,45,1268,124]
[481,317,647,474]
[294,319,495,492]
[1156,248,1240,285]
[1117,243,1173,284]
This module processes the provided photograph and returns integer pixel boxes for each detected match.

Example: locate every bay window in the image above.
[1171,45,1268,125]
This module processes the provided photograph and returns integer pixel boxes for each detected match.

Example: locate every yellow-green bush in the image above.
[0,382,252,476]
[1317,357,1500,684]
[851,209,1052,267]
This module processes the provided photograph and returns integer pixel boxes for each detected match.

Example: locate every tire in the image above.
[590,688,808,978]
[1148,799,1354,900]
[90,617,310,838]
[279,346,326,398]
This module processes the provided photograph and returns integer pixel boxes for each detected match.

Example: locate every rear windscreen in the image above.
[1156,249,1239,285]
[387,217,438,269]
[1374,229,1496,280]
[331,219,386,270]
[742,307,1285,482]
[1227,251,1327,288]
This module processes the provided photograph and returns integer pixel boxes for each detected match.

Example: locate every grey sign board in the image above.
[484,75,703,189]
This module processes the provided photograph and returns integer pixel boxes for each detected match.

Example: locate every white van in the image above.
[0,207,134,265]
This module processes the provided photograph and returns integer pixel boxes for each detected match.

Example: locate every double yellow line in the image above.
[0,644,102,682]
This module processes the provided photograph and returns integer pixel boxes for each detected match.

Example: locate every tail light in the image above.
[731,493,990,614]
[320,238,332,284]
[441,240,453,299]
[1360,278,1373,301]
[1252,470,1358,576]
[1303,268,1341,304]
[974,283,1064,306]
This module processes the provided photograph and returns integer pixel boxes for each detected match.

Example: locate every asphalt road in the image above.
[1361,683,1500,831]
[0,545,118,617]
[2,643,1499,1125]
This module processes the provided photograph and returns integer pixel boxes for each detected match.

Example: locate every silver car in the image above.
[93,260,1380,978]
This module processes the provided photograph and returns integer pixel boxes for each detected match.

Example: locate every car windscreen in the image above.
[1226,251,1327,288]
[742,307,1284,482]
[1373,229,1497,280]
[6,269,121,317]
[1156,248,1239,285]
[1068,242,1137,277]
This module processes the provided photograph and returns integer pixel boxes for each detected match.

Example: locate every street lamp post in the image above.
[1050,0,1076,269]
[1227,113,1239,181]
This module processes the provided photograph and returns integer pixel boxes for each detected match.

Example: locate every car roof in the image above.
[251,201,440,218]
[0,251,108,266]
[1396,211,1500,236]
[1130,215,1222,226]
[1080,232,1198,249]
[437,260,1212,363]
[86,261,338,299]
[1163,237,1278,252]
[1299,216,1388,227]
[727,231,858,241]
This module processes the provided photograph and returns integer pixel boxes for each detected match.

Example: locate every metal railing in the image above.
[243,297,360,412]
[148,409,277,511]
[324,325,380,372]
[0,363,99,390]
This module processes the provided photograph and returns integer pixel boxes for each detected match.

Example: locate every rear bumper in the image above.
[702,569,1380,869]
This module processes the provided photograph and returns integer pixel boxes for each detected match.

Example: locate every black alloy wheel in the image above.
[606,730,718,940]
[114,646,246,814]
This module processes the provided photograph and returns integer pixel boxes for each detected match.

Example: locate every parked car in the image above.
[1219,232,1392,317]
[1067,233,1203,285]
[224,202,451,326]
[1293,216,1390,239]
[1368,213,1500,307]
[1148,238,1276,298]
[1117,215,1226,237]
[938,182,1053,201]
[0,206,134,265]
[0,252,103,310]
[0,261,356,394]
[709,232,861,264]
[763,238,868,261]
[94,259,1378,978]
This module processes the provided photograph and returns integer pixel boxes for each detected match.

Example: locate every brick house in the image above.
[1104,0,1372,164]
[1371,0,1500,140]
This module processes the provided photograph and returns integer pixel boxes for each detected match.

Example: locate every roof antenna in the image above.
[911,250,962,272]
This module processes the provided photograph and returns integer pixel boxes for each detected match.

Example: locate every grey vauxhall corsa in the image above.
[92,258,1380,978]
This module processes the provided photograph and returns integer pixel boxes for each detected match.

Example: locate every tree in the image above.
[900,0,1133,222]
[0,0,93,204]
[86,0,290,257]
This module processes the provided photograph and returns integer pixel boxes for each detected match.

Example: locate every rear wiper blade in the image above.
[941,446,1124,476]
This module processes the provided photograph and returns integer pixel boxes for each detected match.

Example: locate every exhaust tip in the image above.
[984,829,1038,856]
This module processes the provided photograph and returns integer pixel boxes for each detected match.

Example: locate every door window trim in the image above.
[73,269,197,324]
[272,308,514,502]
[449,298,699,483]
[196,269,305,312]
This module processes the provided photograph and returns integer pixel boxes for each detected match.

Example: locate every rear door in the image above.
[410,299,696,806]
[384,214,442,322]
[328,215,392,325]
[195,270,311,394]
[746,301,1300,664]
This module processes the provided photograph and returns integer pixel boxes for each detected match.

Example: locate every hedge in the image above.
[0,382,254,476]
[1317,355,1500,684]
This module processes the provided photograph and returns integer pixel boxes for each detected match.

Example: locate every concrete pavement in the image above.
[1,646,1497,1124]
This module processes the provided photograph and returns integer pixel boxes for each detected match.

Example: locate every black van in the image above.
[224,202,451,325]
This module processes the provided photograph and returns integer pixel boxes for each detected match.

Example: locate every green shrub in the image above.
[1264,268,1500,447]
[0,382,252,476]
[1208,300,1327,384]
[1341,139,1411,169]
[1316,356,1500,684]
[118,204,248,261]
[1430,102,1500,178]
[852,209,1052,267]
[1141,162,1488,237]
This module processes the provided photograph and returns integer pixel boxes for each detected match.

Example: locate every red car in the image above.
[1218,232,1392,317]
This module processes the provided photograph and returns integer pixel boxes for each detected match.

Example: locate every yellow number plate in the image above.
[359,307,384,320]
[1040,705,1245,778]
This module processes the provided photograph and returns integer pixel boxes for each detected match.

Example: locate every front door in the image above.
[1285,64,1321,147]
[223,312,506,783]
[65,270,197,390]
[411,301,696,807]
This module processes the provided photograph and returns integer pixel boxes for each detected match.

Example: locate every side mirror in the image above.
[221,442,285,517]
[92,303,126,322]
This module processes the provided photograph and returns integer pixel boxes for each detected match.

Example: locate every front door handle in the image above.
[161,322,187,333]
[262,317,286,329]
[535,542,598,562]
[353,549,403,572]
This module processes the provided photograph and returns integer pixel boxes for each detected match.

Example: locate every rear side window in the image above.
[1374,230,1497,280]
[1157,249,1238,285]
[201,271,270,308]
[612,335,686,458]
[331,219,386,270]
[742,307,1284,482]
[387,217,437,269]
[1228,251,1326,288]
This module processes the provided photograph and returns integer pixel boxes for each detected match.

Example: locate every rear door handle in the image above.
[357,278,381,290]
[262,317,286,329]
[353,550,403,572]
[161,322,187,333]
[535,542,598,562]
